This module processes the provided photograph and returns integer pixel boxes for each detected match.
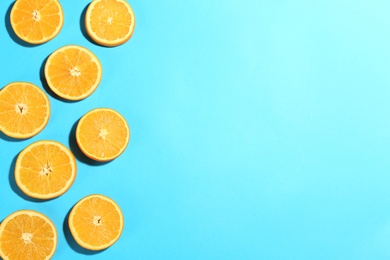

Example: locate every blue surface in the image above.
[1,0,390,259]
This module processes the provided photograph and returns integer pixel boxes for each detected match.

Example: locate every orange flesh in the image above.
[11,0,63,43]
[77,109,129,161]
[89,0,132,41]
[0,82,50,138]
[16,141,76,198]
[70,196,123,248]
[45,46,101,99]
[0,211,57,260]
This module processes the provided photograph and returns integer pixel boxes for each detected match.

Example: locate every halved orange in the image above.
[76,108,130,161]
[0,82,50,139]
[15,140,77,199]
[85,0,136,47]
[44,45,103,101]
[0,210,57,260]
[68,194,124,250]
[10,0,64,44]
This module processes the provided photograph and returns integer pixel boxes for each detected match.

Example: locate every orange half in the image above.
[85,0,136,47]
[0,210,57,260]
[15,140,77,199]
[76,108,130,161]
[10,0,64,44]
[44,45,103,100]
[0,82,50,139]
[68,194,124,250]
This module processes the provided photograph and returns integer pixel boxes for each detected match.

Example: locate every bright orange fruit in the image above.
[68,194,124,250]
[0,210,57,260]
[0,82,50,139]
[76,108,130,161]
[44,45,103,101]
[85,0,136,47]
[10,0,64,44]
[15,140,77,199]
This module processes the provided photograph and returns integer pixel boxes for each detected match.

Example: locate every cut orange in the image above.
[76,108,130,161]
[85,0,136,47]
[44,45,103,101]
[10,0,64,44]
[0,82,50,139]
[68,194,124,250]
[0,210,57,260]
[15,140,77,199]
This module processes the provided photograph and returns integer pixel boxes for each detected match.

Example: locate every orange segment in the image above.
[0,210,57,260]
[85,0,135,47]
[15,140,77,199]
[68,194,124,250]
[0,82,50,139]
[10,0,64,44]
[44,45,103,100]
[76,108,130,161]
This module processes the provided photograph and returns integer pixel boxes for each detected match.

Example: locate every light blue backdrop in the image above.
[1,0,390,259]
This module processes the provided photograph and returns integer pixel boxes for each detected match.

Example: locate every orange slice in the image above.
[15,140,77,199]
[44,45,103,101]
[10,0,64,44]
[76,108,130,161]
[0,82,50,139]
[0,210,57,260]
[68,194,124,250]
[85,0,136,47]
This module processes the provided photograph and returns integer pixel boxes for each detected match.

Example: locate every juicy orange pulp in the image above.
[0,82,50,139]
[76,108,130,161]
[85,0,135,46]
[45,45,102,100]
[68,194,124,250]
[0,210,57,260]
[15,140,77,199]
[10,0,64,44]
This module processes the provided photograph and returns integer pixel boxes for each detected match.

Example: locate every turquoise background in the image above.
[1,0,390,259]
